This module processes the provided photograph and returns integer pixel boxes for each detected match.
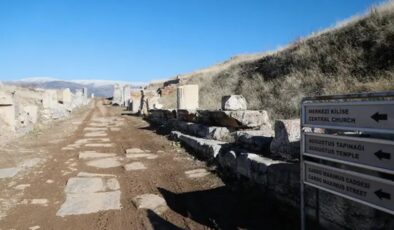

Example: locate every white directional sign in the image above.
[303,133,394,173]
[304,161,394,215]
[302,101,394,133]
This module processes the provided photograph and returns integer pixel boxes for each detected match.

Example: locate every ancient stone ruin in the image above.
[0,91,16,132]
[144,92,390,230]
[177,84,199,110]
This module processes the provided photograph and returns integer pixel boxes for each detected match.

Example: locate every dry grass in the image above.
[154,0,394,119]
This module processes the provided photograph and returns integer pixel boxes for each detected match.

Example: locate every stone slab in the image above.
[0,168,20,179]
[56,191,121,217]
[124,162,147,171]
[79,152,117,159]
[86,158,122,168]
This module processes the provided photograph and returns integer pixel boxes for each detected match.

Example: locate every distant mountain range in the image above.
[4,78,144,97]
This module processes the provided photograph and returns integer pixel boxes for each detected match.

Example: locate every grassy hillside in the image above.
[155,1,394,119]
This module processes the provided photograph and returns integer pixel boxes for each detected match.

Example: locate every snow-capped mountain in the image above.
[18,77,61,83]
[5,78,145,97]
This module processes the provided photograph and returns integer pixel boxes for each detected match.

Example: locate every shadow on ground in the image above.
[146,210,184,230]
[152,186,299,230]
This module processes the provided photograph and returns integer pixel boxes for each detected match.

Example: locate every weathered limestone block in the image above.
[112,84,123,106]
[241,153,284,185]
[170,131,225,159]
[140,90,158,115]
[0,91,13,105]
[122,85,131,107]
[177,85,199,110]
[82,87,88,100]
[175,121,231,141]
[217,150,285,186]
[17,105,38,128]
[0,92,15,131]
[198,110,271,129]
[222,95,247,111]
[57,88,72,105]
[129,89,142,113]
[270,119,300,160]
[234,130,273,153]
[42,90,58,108]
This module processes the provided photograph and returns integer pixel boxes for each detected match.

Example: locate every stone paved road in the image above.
[0,100,296,230]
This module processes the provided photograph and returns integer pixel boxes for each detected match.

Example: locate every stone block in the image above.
[0,91,13,105]
[170,131,225,159]
[82,87,88,99]
[236,152,282,185]
[112,84,123,106]
[17,105,38,128]
[57,88,72,104]
[148,109,176,124]
[234,130,273,153]
[129,89,142,113]
[177,85,199,110]
[0,92,15,131]
[267,162,300,206]
[42,90,58,108]
[198,110,271,129]
[122,85,131,107]
[270,119,300,160]
[217,150,237,169]
[222,95,247,111]
[175,121,231,141]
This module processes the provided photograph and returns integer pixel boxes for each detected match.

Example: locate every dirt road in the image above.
[0,100,294,230]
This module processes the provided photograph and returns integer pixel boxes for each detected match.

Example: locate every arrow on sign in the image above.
[375,189,391,200]
[371,112,388,122]
[374,150,391,160]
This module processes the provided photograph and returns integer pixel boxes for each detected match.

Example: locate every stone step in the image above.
[170,130,296,198]
[175,121,231,141]
[170,131,226,160]
[234,130,273,153]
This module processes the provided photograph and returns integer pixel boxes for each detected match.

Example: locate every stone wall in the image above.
[0,92,16,132]
[145,94,394,230]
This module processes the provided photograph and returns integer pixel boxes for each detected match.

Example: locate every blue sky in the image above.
[0,0,385,83]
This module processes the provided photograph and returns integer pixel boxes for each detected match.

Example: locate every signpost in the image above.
[305,161,394,215]
[302,101,394,133]
[300,92,394,230]
[303,133,394,173]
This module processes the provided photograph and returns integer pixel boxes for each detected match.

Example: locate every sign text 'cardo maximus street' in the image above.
[305,161,394,215]
[302,101,394,132]
[303,133,394,173]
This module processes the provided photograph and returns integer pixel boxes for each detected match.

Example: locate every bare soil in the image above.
[0,100,296,230]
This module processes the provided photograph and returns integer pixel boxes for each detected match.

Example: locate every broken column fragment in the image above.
[177,85,199,110]
[122,85,131,107]
[129,89,141,113]
[112,84,123,106]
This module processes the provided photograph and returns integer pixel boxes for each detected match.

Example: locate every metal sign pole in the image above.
[300,101,306,230]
